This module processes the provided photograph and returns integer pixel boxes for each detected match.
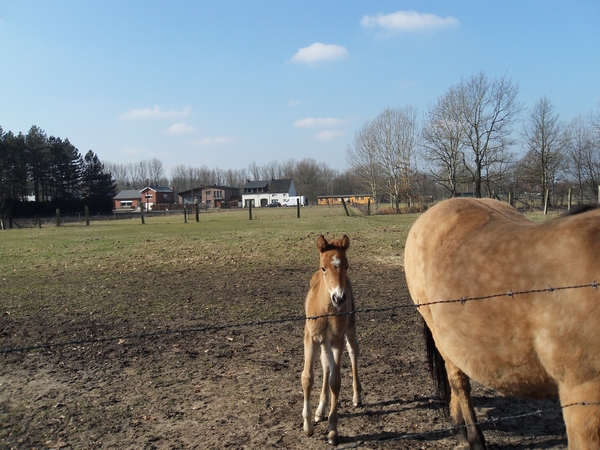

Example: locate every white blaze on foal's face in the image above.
[326,253,346,307]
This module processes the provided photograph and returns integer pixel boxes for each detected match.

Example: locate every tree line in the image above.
[0,125,116,216]
[3,72,599,216]
[348,72,600,211]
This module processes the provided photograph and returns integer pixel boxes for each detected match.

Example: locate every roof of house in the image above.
[243,179,293,193]
[114,190,142,200]
[143,186,173,193]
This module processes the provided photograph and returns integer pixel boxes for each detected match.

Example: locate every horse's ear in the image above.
[340,235,350,250]
[317,235,328,252]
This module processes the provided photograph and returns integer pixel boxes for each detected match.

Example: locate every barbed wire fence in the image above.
[2,281,599,447]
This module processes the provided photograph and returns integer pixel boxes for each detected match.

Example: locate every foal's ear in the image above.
[340,234,350,250]
[317,235,328,251]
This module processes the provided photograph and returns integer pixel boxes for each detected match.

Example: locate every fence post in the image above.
[55,209,61,227]
[341,198,349,216]
[367,198,371,216]
[184,204,187,223]
[85,206,90,226]
[598,185,600,204]
[195,203,200,222]
[140,207,145,225]
[248,202,253,220]
[296,201,300,218]
[567,187,572,211]
[508,192,512,206]
[543,189,549,215]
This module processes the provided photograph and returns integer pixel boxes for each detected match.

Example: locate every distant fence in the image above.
[0,207,240,229]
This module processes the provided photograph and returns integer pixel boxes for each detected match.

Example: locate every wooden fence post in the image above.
[85,206,90,226]
[140,207,145,225]
[184,204,187,223]
[55,209,61,227]
[341,198,349,216]
[367,198,371,216]
[543,189,549,215]
[296,201,300,218]
[195,203,200,222]
[248,202,253,220]
[567,187,572,211]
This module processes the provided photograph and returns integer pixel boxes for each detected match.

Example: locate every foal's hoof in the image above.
[314,413,326,423]
[327,430,339,446]
[303,422,314,437]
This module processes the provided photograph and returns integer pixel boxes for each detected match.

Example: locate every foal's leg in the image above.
[326,338,344,446]
[302,331,319,437]
[345,325,362,407]
[314,345,330,422]
[446,360,486,450]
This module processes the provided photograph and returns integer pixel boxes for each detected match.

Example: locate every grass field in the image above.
[1,203,569,449]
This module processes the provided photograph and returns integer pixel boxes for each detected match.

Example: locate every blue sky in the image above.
[1,1,599,174]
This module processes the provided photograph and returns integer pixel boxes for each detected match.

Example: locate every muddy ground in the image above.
[1,263,567,449]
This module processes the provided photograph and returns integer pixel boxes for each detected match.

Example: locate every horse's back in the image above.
[405,198,600,398]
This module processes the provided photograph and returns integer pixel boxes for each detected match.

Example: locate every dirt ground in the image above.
[1,263,568,449]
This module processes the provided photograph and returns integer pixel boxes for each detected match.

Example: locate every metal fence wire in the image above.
[3,281,599,447]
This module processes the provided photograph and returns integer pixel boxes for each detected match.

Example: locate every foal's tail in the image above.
[424,320,451,415]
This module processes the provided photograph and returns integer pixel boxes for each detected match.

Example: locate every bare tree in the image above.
[455,72,522,197]
[421,88,467,197]
[346,120,385,208]
[371,107,419,211]
[518,96,568,202]
[566,113,600,202]
[104,162,130,191]
[148,158,165,186]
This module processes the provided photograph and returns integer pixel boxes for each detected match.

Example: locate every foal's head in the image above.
[317,235,350,308]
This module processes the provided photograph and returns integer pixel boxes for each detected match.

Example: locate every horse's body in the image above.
[404,198,600,449]
[302,235,362,446]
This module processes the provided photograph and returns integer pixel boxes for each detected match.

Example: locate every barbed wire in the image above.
[2,282,598,354]
[339,401,600,449]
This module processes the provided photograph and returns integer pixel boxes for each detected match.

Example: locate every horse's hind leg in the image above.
[345,325,362,407]
[446,360,486,450]
[559,382,600,448]
[314,345,330,422]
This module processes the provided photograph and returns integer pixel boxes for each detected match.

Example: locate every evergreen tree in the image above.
[81,150,116,198]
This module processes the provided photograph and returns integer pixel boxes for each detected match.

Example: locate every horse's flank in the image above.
[405,197,600,448]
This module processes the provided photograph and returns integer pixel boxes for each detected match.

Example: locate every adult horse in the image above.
[302,235,362,446]
[404,198,600,449]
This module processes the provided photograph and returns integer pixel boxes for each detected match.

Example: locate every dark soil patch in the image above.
[1,265,567,449]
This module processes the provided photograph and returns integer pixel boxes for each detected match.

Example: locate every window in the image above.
[121,201,132,207]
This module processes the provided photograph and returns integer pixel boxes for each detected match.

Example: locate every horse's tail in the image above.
[424,320,451,415]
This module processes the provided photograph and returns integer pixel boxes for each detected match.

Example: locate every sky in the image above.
[1,1,599,175]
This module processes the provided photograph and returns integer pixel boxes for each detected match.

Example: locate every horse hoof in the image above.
[303,422,314,437]
[327,430,339,446]
[314,414,326,423]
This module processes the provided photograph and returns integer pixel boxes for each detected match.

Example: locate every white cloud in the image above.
[119,105,192,120]
[193,137,235,146]
[294,117,344,128]
[290,43,348,63]
[168,123,195,134]
[361,11,459,32]
[315,130,345,141]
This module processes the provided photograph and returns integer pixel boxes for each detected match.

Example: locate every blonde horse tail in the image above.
[424,320,451,415]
